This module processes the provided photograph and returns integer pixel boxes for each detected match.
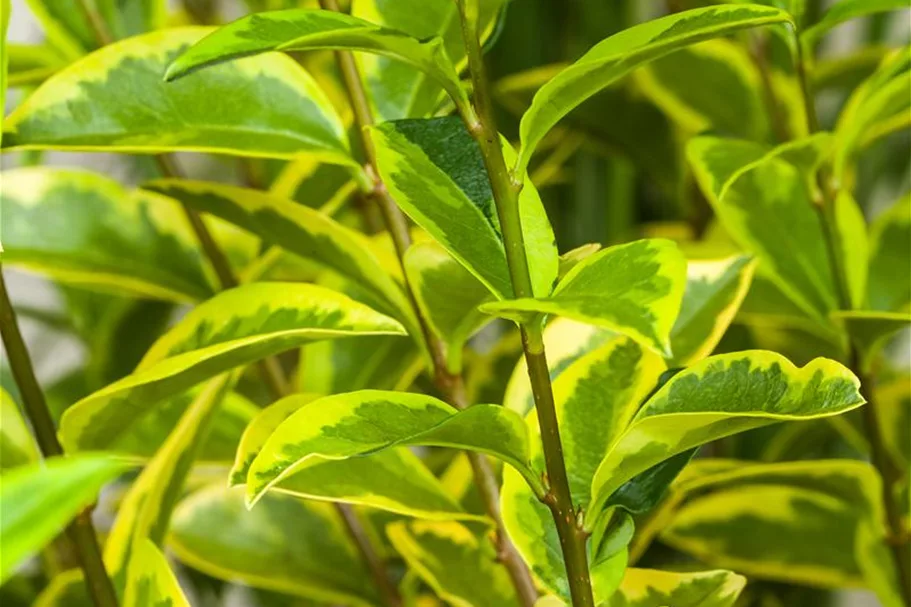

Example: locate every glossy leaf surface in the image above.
[165,9,469,111]
[588,351,864,525]
[515,5,792,174]
[370,116,559,299]
[231,396,471,520]
[246,390,540,505]
[0,167,213,302]
[0,455,129,583]
[60,283,404,452]
[3,28,351,164]
[482,239,686,356]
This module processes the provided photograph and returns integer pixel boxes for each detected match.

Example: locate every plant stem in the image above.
[0,270,120,607]
[316,2,538,604]
[794,37,911,607]
[454,3,597,606]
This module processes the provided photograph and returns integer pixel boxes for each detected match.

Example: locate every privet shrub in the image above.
[0,1,908,606]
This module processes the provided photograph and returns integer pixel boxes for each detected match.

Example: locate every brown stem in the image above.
[0,270,120,607]
[316,1,538,603]
[337,504,402,607]
[453,3,596,605]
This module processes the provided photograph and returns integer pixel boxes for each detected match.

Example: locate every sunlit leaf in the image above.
[0,455,130,583]
[482,239,686,356]
[230,396,473,520]
[170,485,378,605]
[515,5,792,174]
[3,28,351,165]
[165,9,469,113]
[801,0,909,44]
[0,167,213,303]
[246,390,542,506]
[60,282,405,452]
[371,116,558,300]
[587,351,864,527]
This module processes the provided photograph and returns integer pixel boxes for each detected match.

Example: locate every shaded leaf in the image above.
[515,5,792,174]
[0,388,39,469]
[867,193,910,312]
[0,455,130,583]
[404,241,493,372]
[802,0,909,44]
[0,167,213,302]
[482,239,686,356]
[3,28,351,164]
[832,190,868,309]
[246,390,542,506]
[169,485,377,605]
[370,116,559,299]
[608,568,745,607]
[60,282,404,452]
[831,310,911,371]
[670,255,757,365]
[387,520,520,607]
[123,540,190,607]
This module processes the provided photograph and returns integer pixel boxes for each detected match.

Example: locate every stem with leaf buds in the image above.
[453,2,596,605]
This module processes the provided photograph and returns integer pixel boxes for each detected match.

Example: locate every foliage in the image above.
[0,1,908,607]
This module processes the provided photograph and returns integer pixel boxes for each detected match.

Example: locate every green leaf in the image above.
[245,389,542,506]
[504,318,617,417]
[587,351,864,527]
[142,178,412,323]
[802,0,909,44]
[0,388,39,469]
[404,241,493,373]
[369,116,559,300]
[169,485,378,605]
[482,239,687,356]
[230,396,473,520]
[60,282,405,452]
[123,540,190,607]
[165,9,469,114]
[670,255,757,365]
[515,5,793,175]
[103,375,236,591]
[0,0,9,148]
[833,48,910,180]
[352,0,508,120]
[0,167,214,303]
[3,28,351,165]
[689,136,838,321]
[23,0,97,58]
[608,568,746,607]
[660,460,901,606]
[299,332,420,393]
[637,39,768,140]
[7,43,64,88]
[0,455,130,583]
[832,191,869,309]
[387,521,520,607]
[867,193,910,312]
[95,0,168,42]
[831,310,911,371]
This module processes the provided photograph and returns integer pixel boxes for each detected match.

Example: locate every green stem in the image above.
[0,270,120,607]
[455,3,596,606]
[795,35,911,607]
[316,2,538,604]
